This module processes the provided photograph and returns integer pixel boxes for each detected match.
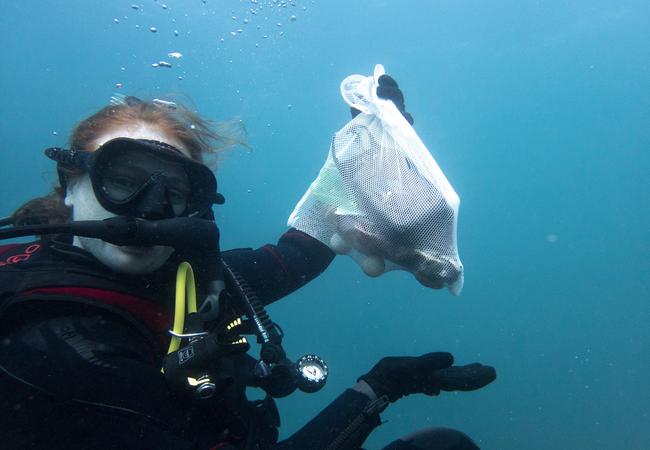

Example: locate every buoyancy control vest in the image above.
[0,239,176,351]
[0,239,282,449]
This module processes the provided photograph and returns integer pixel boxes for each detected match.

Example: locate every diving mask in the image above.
[46,138,224,219]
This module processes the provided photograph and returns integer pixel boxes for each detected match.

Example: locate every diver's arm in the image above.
[221,228,335,305]
[272,388,385,450]
[273,353,495,450]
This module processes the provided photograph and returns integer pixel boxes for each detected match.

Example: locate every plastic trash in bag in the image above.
[288,64,463,295]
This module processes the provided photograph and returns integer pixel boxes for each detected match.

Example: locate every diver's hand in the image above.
[436,363,497,392]
[358,353,496,402]
[350,74,414,125]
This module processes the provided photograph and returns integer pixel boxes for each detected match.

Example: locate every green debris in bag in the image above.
[309,163,360,215]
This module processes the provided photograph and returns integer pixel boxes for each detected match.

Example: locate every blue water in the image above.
[1,1,649,448]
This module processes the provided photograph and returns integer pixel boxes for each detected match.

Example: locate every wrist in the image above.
[352,379,378,400]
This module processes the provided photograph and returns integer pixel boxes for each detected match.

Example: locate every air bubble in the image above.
[546,234,558,243]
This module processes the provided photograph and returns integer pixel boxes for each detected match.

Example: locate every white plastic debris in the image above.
[153,99,177,109]
[110,93,127,105]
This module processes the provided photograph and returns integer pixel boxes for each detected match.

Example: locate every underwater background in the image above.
[1,1,648,448]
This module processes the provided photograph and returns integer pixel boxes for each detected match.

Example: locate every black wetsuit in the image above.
[0,233,478,450]
[0,231,376,449]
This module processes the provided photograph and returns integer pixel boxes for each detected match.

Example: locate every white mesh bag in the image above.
[289,64,463,295]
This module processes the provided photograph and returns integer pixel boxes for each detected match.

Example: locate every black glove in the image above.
[358,352,496,402]
[435,363,497,392]
[350,74,414,125]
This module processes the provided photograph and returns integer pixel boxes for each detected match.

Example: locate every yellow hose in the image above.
[167,261,198,356]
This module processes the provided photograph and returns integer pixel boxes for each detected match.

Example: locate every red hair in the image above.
[13,97,245,231]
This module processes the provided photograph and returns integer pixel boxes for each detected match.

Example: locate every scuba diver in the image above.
[0,76,496,449]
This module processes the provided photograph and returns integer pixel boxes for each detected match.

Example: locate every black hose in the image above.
[221,260,279,345]
[0,216,15,228]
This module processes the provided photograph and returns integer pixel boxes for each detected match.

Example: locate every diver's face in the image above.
[64,124,191,275]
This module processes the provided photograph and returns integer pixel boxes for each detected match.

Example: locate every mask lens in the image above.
[96,142,194,217]
[165,178,190,216]
[100,161,151,201]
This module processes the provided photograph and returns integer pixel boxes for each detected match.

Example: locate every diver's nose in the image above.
[136,178,175,220]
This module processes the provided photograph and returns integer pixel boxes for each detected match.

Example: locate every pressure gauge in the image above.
[295,354,328,393]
